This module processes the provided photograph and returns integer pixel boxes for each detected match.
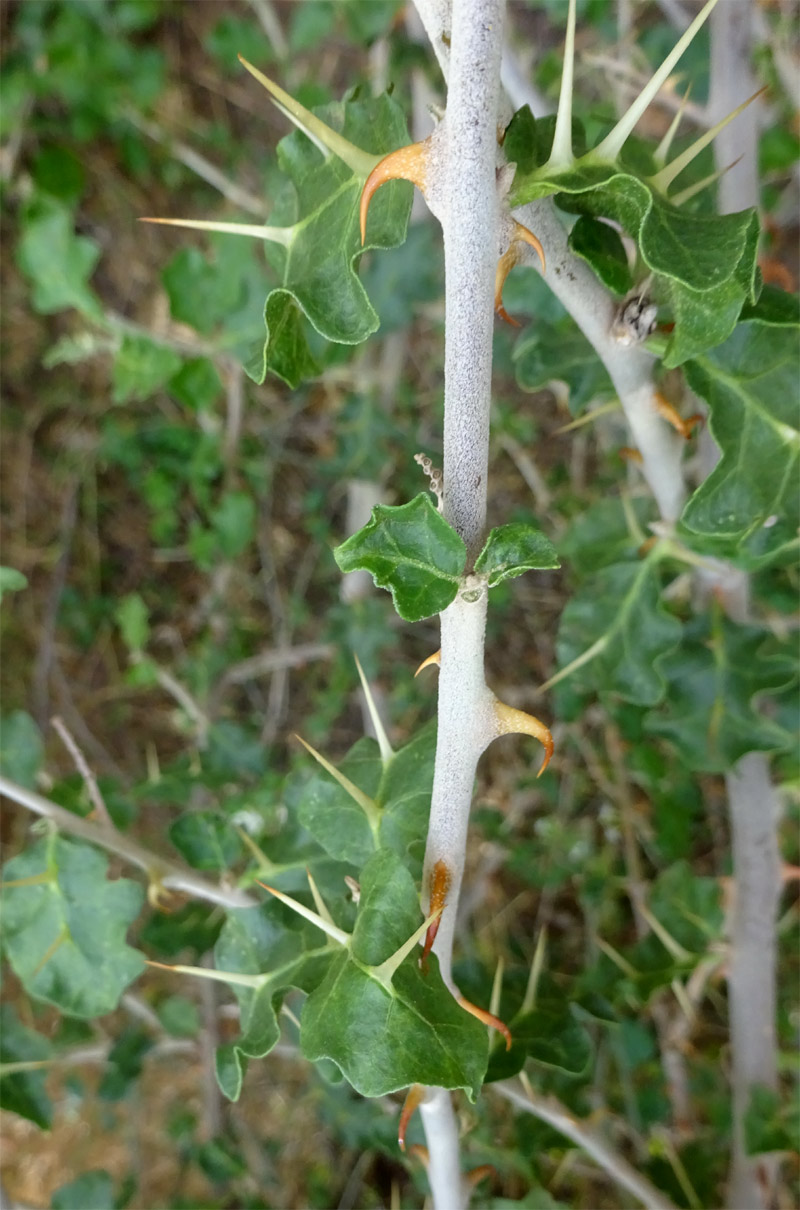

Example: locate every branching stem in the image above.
[0,775,254,910]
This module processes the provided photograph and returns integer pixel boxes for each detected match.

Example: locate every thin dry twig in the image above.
[493,1079,679,1210]
[51,714,115,829]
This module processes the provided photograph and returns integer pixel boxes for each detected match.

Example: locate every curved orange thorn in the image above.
[398,1083,425,1151]
[654,391,703,440]
[421,859,451,969]
[457,996,512,1051]
[408,1144,430,1170]
[494,220,546,325]
[414,649,441,677]
[513,220,546,274]
[637,536,660,557]
[359,139,431,245]
[619,446,643,465]
[495,246,521,327]
[467,1165,496,1189]
[492,701,554,777]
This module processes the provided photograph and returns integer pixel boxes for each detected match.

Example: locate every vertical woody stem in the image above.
[418,1,505,1206]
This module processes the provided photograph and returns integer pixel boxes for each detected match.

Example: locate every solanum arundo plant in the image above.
[2,2,797,1208]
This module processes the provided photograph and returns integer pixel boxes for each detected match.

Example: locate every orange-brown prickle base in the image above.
[421,859,451,969]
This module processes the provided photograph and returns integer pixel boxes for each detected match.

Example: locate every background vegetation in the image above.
[1,2,797,1208]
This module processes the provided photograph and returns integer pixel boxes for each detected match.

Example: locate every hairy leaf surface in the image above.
[1,836,145,1018]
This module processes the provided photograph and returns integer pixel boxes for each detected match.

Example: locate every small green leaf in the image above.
[1,836,145,1018]
[377,722,436,867]
[486,973,593,1082]
[648,861,723,954]
[0,1004,53,1129]
[51,1171,114,1210]
[334,494,466,622]
[568,214,633,296]
[213,903,332,1100]
[744,1085,798,1155]
[0,711,44,789]
[475,523,560,587]
[681,313,800,566]
[168,357,223,411]
[514,320,615,415]
[156,994,200,1038]
[350,850,420,966]
[169,811,243,871]
[297,737,381,865]
[111,334,183,404]
[115,593,149,652]
[645,615,797,773]
[0,566,28,602]
[210,491,256,558]
[552,554,683,706]
[16,198,103,320]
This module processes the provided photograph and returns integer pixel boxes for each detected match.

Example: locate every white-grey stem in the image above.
[493,1080,680,1210]
[515,197,686,523]
[419,1087,467,1209]
[416,0,504,1203]
[725,752,781,1210]
[709,0,762,214]
[0,775,255,910]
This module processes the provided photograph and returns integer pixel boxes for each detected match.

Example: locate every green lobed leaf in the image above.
[485,973,593,1083]
[111,334,183,404]
[0,711,44,789]
[645,615,797,773]
[0,566,28,602]
[680,311,800,567]
[169,810,243,871]
[249,89,413,385]
[213,902,332,1101]
[0,1004,53,1129]
[513,320,615,415]
[1,836,145,1018]
[376,721,436,868]
[475,523,560,587]
[568,214,633,297]
[301,951,489,1100]
[508,118,759,363]
[554,554,683,706]
[16,197,103,321]
[648,861,723,954]
[350,850,420,966]
[50,1171,114,1210]
[334,494,466,622]
[297,726,436,870]
[301,849,488,1099]
[297,737,382,866]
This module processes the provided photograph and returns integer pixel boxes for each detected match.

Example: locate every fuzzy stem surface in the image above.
[515,197,686,523]
[725,751,781,1210]
[416,0,503,1202]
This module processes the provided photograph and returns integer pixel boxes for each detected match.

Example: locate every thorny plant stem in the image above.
[515,197,686,523]
[416,0,504,1205]
[0,775,254,910]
